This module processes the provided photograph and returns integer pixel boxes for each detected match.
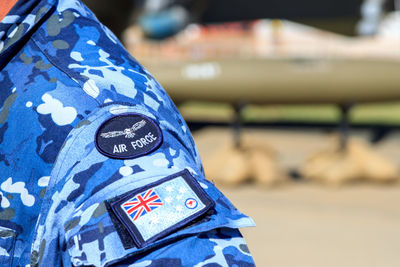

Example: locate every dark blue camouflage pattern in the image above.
[0,0,255,266]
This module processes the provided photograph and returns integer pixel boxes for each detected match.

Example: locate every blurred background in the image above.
[83,1,400,266]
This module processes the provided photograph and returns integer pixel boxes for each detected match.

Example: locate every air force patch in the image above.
[95,113,162,159]
[107,170,215,248]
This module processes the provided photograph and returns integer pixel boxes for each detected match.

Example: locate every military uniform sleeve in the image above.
[30,103,255,266]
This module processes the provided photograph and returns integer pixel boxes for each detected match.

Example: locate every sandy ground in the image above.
[194,127,400,171]
[193,127,400,266]
[220,184,400,267]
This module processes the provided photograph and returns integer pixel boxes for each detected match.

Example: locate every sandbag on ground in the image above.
[301,138,399,186]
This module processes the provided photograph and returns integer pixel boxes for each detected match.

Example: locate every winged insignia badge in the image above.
[100,120,146,139]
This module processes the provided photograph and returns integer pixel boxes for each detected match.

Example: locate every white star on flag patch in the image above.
[107,170,214,248]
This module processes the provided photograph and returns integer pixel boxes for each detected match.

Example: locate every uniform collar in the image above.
[0,0,56,68]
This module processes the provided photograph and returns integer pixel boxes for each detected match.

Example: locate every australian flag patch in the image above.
[107,170,214,248]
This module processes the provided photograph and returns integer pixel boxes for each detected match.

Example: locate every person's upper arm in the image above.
[31,103,254,266]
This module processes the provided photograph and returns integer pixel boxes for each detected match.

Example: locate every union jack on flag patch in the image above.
[121,189,163,221]
[108,170,215,248]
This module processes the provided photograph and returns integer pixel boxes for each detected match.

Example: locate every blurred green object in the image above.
[147,58,400,105]
[179,101,400,125]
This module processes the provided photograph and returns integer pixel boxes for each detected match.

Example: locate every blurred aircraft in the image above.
[120,1,400,185]
[123,12,400,149]
[124,16,400,106]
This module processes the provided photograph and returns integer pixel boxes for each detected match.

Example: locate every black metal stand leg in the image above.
[339,103,353,151]
[233,102,246,148]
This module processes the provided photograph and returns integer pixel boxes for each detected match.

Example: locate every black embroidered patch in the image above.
[95,113,162,159]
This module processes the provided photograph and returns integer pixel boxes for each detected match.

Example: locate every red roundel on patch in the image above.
[185,198,198,209]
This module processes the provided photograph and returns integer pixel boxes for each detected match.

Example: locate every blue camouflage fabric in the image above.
[0,0,256,266]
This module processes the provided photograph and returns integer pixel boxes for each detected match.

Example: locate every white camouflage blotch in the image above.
[1,177,35,207]
[71,51,83,61]
[38,176,50,187]
[83,79,99,98]
[37,93,77,126]
[119,166,133,176]
[69,49,137,100]
[169,148,176,156]
[0,192,10,208]
[0,247,10,257]
[1,15,20,24]
[8,26,19,38]
[86,40,96,45]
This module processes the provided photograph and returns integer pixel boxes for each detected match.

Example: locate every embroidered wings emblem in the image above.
[100,120,146,139]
